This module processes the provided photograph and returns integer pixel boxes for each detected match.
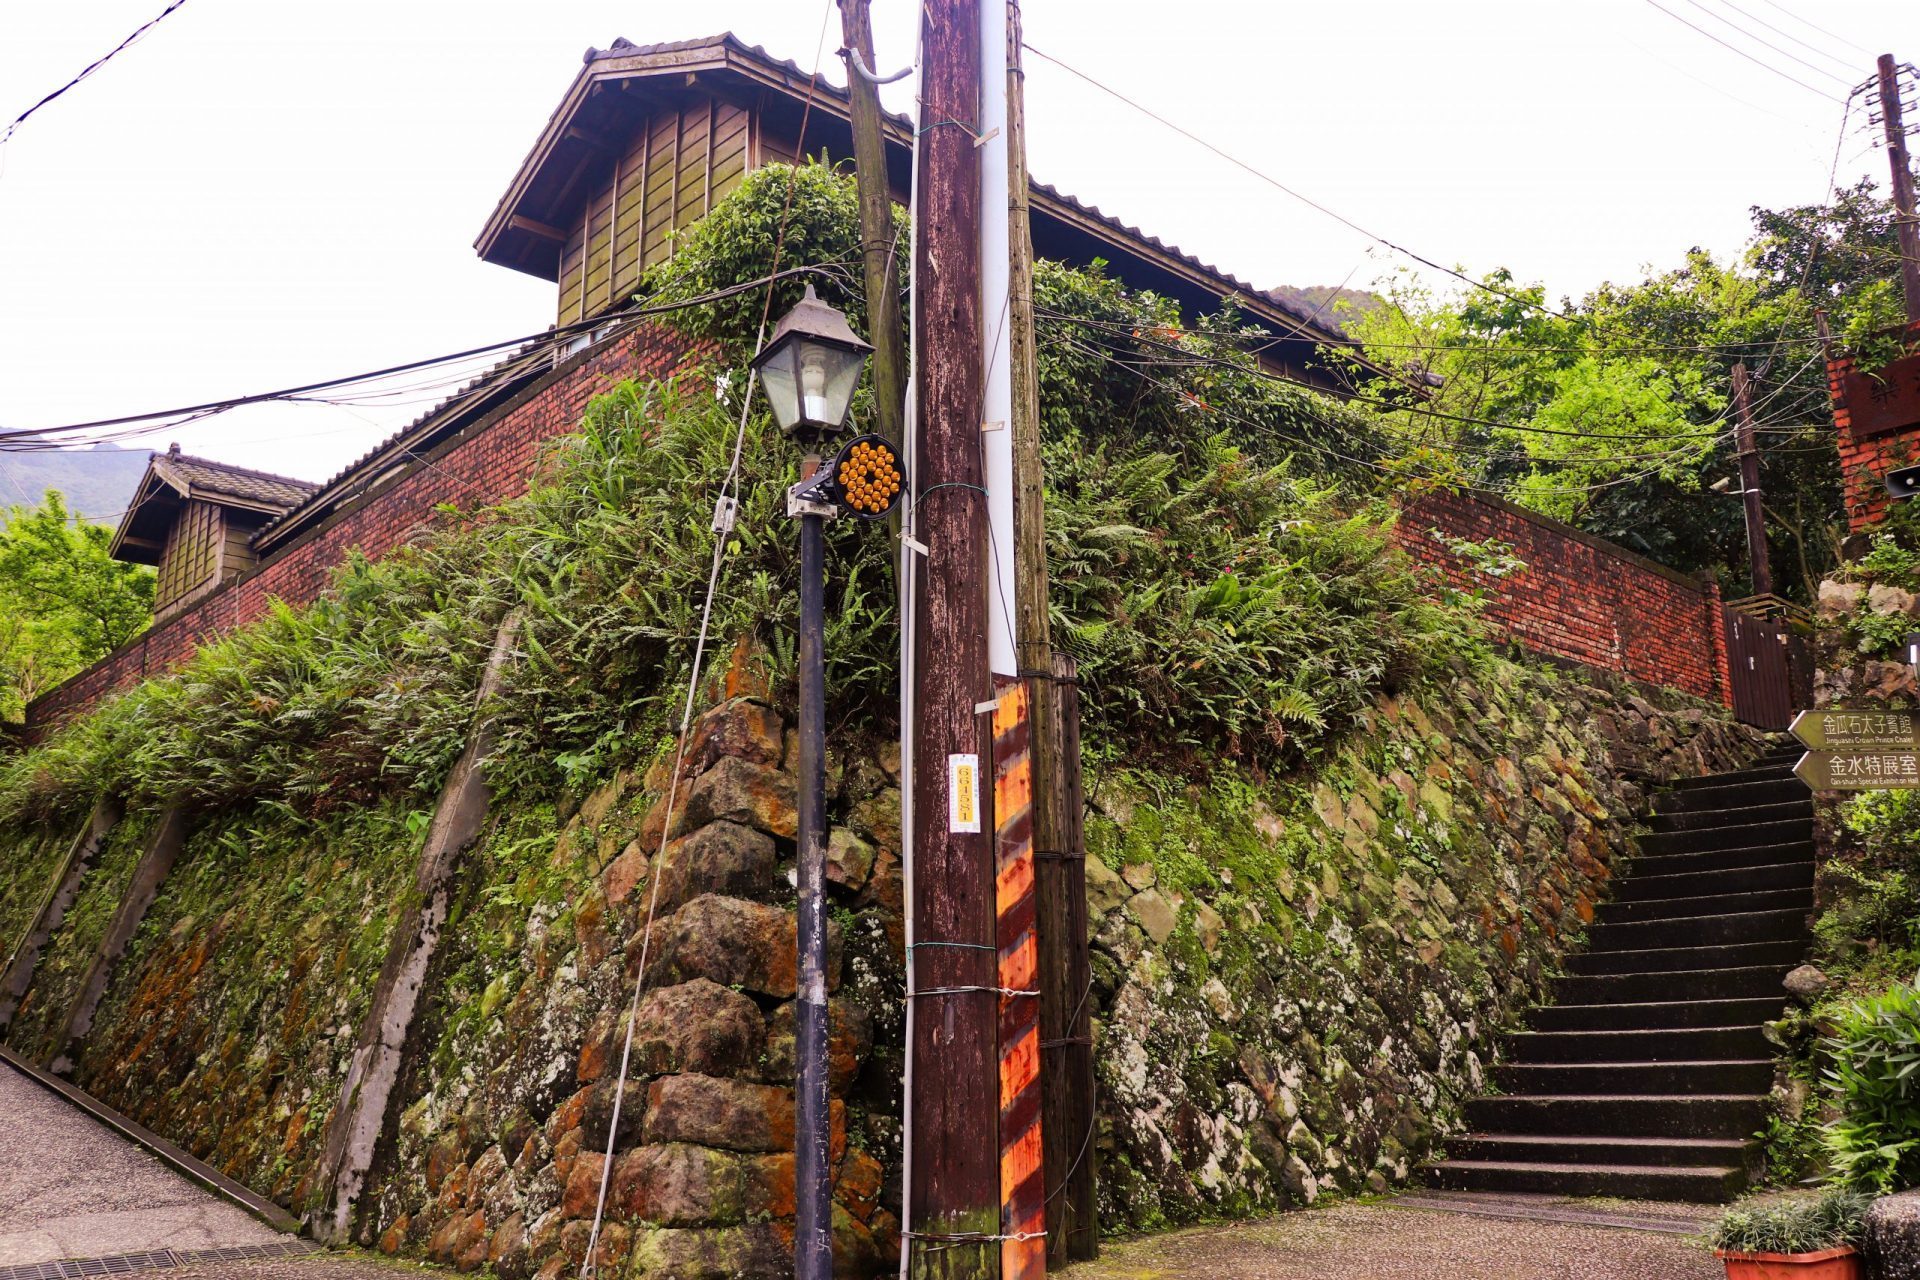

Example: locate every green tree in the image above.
[0,491,153,721]
[1331,181,1910,600]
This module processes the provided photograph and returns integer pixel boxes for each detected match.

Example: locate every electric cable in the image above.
[1641,0,1844,101]
[1696,0,1862,76]
[1018,42,1595,325]
[0,263,856,453]
[1021,38,1852,368]
[1753,0,1878,59]
[1672,0,1856,89]
[1038,307,1818,444]
[0,0,190,150]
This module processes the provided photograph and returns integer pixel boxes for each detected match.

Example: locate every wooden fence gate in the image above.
[1723,604,1812,732]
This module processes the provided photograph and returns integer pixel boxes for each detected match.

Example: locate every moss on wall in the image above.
[0,817,73,958]
[4,807,157,1060]
[67,795,427,1201]
[1080,659,1757,1226]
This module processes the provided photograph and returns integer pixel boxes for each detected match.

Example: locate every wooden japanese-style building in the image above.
[108,445,318,622]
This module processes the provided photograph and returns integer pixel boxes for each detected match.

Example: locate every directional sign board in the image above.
[1790,709,1920,751]
[1796,749,1920,791]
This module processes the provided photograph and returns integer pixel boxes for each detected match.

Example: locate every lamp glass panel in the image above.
[756,341,803,432]
[812,344,866,429]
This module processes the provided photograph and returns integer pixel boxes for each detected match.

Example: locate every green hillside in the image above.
[0,445,151,526]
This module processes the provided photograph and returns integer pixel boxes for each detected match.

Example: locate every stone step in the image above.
[1654,779,1810,814]
[1566,939,1805,976]
[1587,908,1808,952]
[1493,1059,1776,1096]
[1527,995,1785,1032]
[1505,1025,1772,1064]
[1429,1158,1747,1201]
[1629,842,1813,878]
[1445,1132,1751,1168]
[1552,965,1791,1005]
[1462,1093,1767,1139]
[1612,860,1812,903]
[1596,885,1812,924]
[1638,818,1812,857]
[1646,800,1812,833]
[1667,764,1795,791]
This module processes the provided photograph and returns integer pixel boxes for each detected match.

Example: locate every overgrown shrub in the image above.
[636,161,897,359]
[1709,1188,1872,1254]
[1824,978,1920,1193]
[0,162,1484,824]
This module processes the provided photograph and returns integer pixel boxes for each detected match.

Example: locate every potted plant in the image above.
[1709,1189,1872,1279]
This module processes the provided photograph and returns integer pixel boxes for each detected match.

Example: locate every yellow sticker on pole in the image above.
[949,753,981,833]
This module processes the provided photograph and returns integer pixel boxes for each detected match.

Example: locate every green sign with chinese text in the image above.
[1790,709,1920,751]
[1795,749,1920,791]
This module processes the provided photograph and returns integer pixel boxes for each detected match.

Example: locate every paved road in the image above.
[0,1063,285,1265]
[1061,1200,1721,1280]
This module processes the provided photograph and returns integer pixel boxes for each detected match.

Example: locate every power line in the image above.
[1020,41,1589,327]
[1752,0,1880,60]
[1697,0,1862,76]
[0,264,852,452]
[1039,307,1821,443]
[1641,0,1844,101]
[1,0,190,149]
[1052,330,1730,497]
[1673,0,1856,88]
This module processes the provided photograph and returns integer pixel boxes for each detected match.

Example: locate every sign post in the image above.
[1791,708,1920,791]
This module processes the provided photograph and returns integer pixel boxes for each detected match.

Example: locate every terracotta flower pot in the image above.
[1714,1245,1864,1280]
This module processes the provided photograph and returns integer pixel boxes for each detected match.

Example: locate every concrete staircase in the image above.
[1430,746,1812,1201]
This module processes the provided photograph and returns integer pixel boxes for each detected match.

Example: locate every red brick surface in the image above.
[1830,322,1920,534]
[1395,489,1729,704]
[26,325,705,736]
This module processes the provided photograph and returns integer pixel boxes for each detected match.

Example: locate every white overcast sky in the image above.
[0,0,1914,487]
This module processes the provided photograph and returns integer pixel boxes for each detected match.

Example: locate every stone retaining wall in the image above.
[0,649,1764,1277]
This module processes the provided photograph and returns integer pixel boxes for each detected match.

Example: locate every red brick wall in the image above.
[1396,488,1730,704]
[26,324,706,736]
[1830,322,1920,534]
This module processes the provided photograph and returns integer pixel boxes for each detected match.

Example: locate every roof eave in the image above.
[475,39,742,278]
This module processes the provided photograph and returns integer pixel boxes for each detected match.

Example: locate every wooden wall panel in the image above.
[557,236,584,323]
[582,183,615,317]
[639,111,680,291]
[673,103,711,230]
[711,103,749,204]
[611,124,648,302]
[554,94,760,324]
[155,501,221,612]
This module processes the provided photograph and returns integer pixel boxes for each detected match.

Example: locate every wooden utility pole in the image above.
[908,1,999,1276]
[1732,362,1774,599]
[1003,1,1096,1265]
[838,0,907,441]
[1876,54,1920,327]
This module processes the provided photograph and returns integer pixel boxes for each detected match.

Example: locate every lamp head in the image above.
[750,284,874,444]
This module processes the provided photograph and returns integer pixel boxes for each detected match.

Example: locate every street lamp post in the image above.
[750,285,901,1280]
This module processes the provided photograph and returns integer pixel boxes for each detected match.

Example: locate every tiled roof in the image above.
[151,450,319,512]
[574,35,1349,343]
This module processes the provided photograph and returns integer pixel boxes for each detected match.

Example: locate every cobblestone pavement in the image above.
[0,1066,284,1265]
[1059,1200,1722,1280]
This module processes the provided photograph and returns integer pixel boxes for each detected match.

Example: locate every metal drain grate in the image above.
[0,1241,317,1280]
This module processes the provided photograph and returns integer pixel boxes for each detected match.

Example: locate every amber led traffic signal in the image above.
[826,433,905,520]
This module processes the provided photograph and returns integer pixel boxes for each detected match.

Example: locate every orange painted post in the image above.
[993,678,1045,1280]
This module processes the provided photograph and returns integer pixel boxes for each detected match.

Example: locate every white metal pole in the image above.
[978,0,1017,679]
